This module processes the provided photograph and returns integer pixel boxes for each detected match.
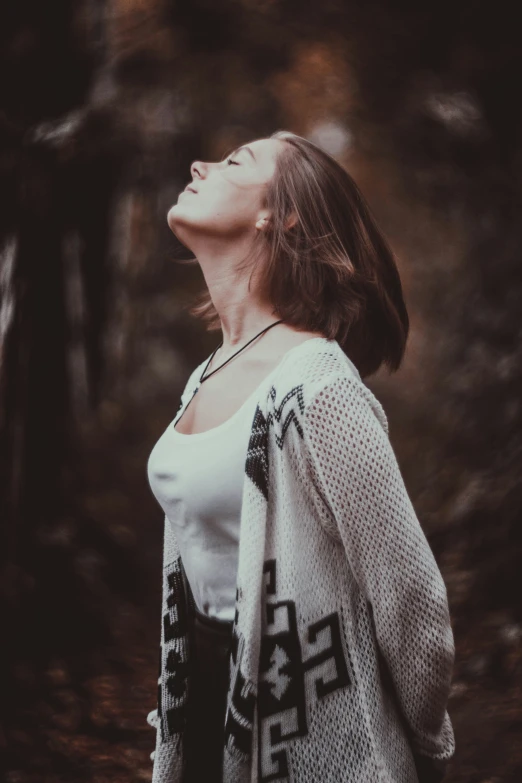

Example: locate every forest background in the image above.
[1,1,521,781]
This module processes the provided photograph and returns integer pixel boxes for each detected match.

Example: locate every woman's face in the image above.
[167,137,284,245]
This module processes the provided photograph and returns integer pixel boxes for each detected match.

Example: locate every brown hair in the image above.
[181,130,409,379]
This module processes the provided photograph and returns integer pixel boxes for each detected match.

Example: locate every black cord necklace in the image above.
[194,318,285,392]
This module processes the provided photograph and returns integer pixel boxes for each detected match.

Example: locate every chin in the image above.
[167,204,182,231]
[167,211,193,249]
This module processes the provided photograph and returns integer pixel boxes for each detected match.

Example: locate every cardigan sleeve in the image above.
[302,374,456,777]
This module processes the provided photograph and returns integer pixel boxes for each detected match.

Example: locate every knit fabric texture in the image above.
[146,337,456,783]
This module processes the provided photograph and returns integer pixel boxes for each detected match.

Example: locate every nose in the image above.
[190,160,205,181]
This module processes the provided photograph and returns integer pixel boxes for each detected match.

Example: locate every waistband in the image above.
[193,606,234,637]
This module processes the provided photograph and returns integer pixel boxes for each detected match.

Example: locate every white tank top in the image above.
[147,386,261,622]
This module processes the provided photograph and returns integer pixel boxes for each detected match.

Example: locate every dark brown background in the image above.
[1,1,521,781]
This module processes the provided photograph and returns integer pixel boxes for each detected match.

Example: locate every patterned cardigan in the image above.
[146,337,456,783]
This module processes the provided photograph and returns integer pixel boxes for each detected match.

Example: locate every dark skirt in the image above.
[183,606,234,783]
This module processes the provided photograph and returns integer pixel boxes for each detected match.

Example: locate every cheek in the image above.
[171,189,256,232]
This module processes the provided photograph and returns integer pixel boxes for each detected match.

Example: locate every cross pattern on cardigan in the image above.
[146,337,456,783]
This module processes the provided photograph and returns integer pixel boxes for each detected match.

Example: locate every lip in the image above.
[183,185,197,193]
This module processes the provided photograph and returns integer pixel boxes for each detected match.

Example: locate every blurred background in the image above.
[1,1,521,781]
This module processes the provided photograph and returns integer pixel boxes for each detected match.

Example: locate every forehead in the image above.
[237,137,286,166]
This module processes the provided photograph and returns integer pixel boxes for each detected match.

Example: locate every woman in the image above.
[146,131,456,783]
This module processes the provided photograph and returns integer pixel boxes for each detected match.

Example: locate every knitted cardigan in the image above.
[146,337,456,783]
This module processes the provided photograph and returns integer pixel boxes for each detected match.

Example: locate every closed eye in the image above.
[226,157,239,166]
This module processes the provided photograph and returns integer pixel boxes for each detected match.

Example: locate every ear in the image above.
[255,211,298,231]
[285,211,298,231]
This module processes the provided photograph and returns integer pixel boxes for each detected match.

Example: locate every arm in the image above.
[302,374,456,776]
[146,361,208,774]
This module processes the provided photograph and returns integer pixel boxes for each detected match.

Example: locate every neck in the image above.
[193,241,282,353]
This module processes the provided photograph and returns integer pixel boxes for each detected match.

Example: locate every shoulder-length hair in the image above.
[180,130,409,379]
